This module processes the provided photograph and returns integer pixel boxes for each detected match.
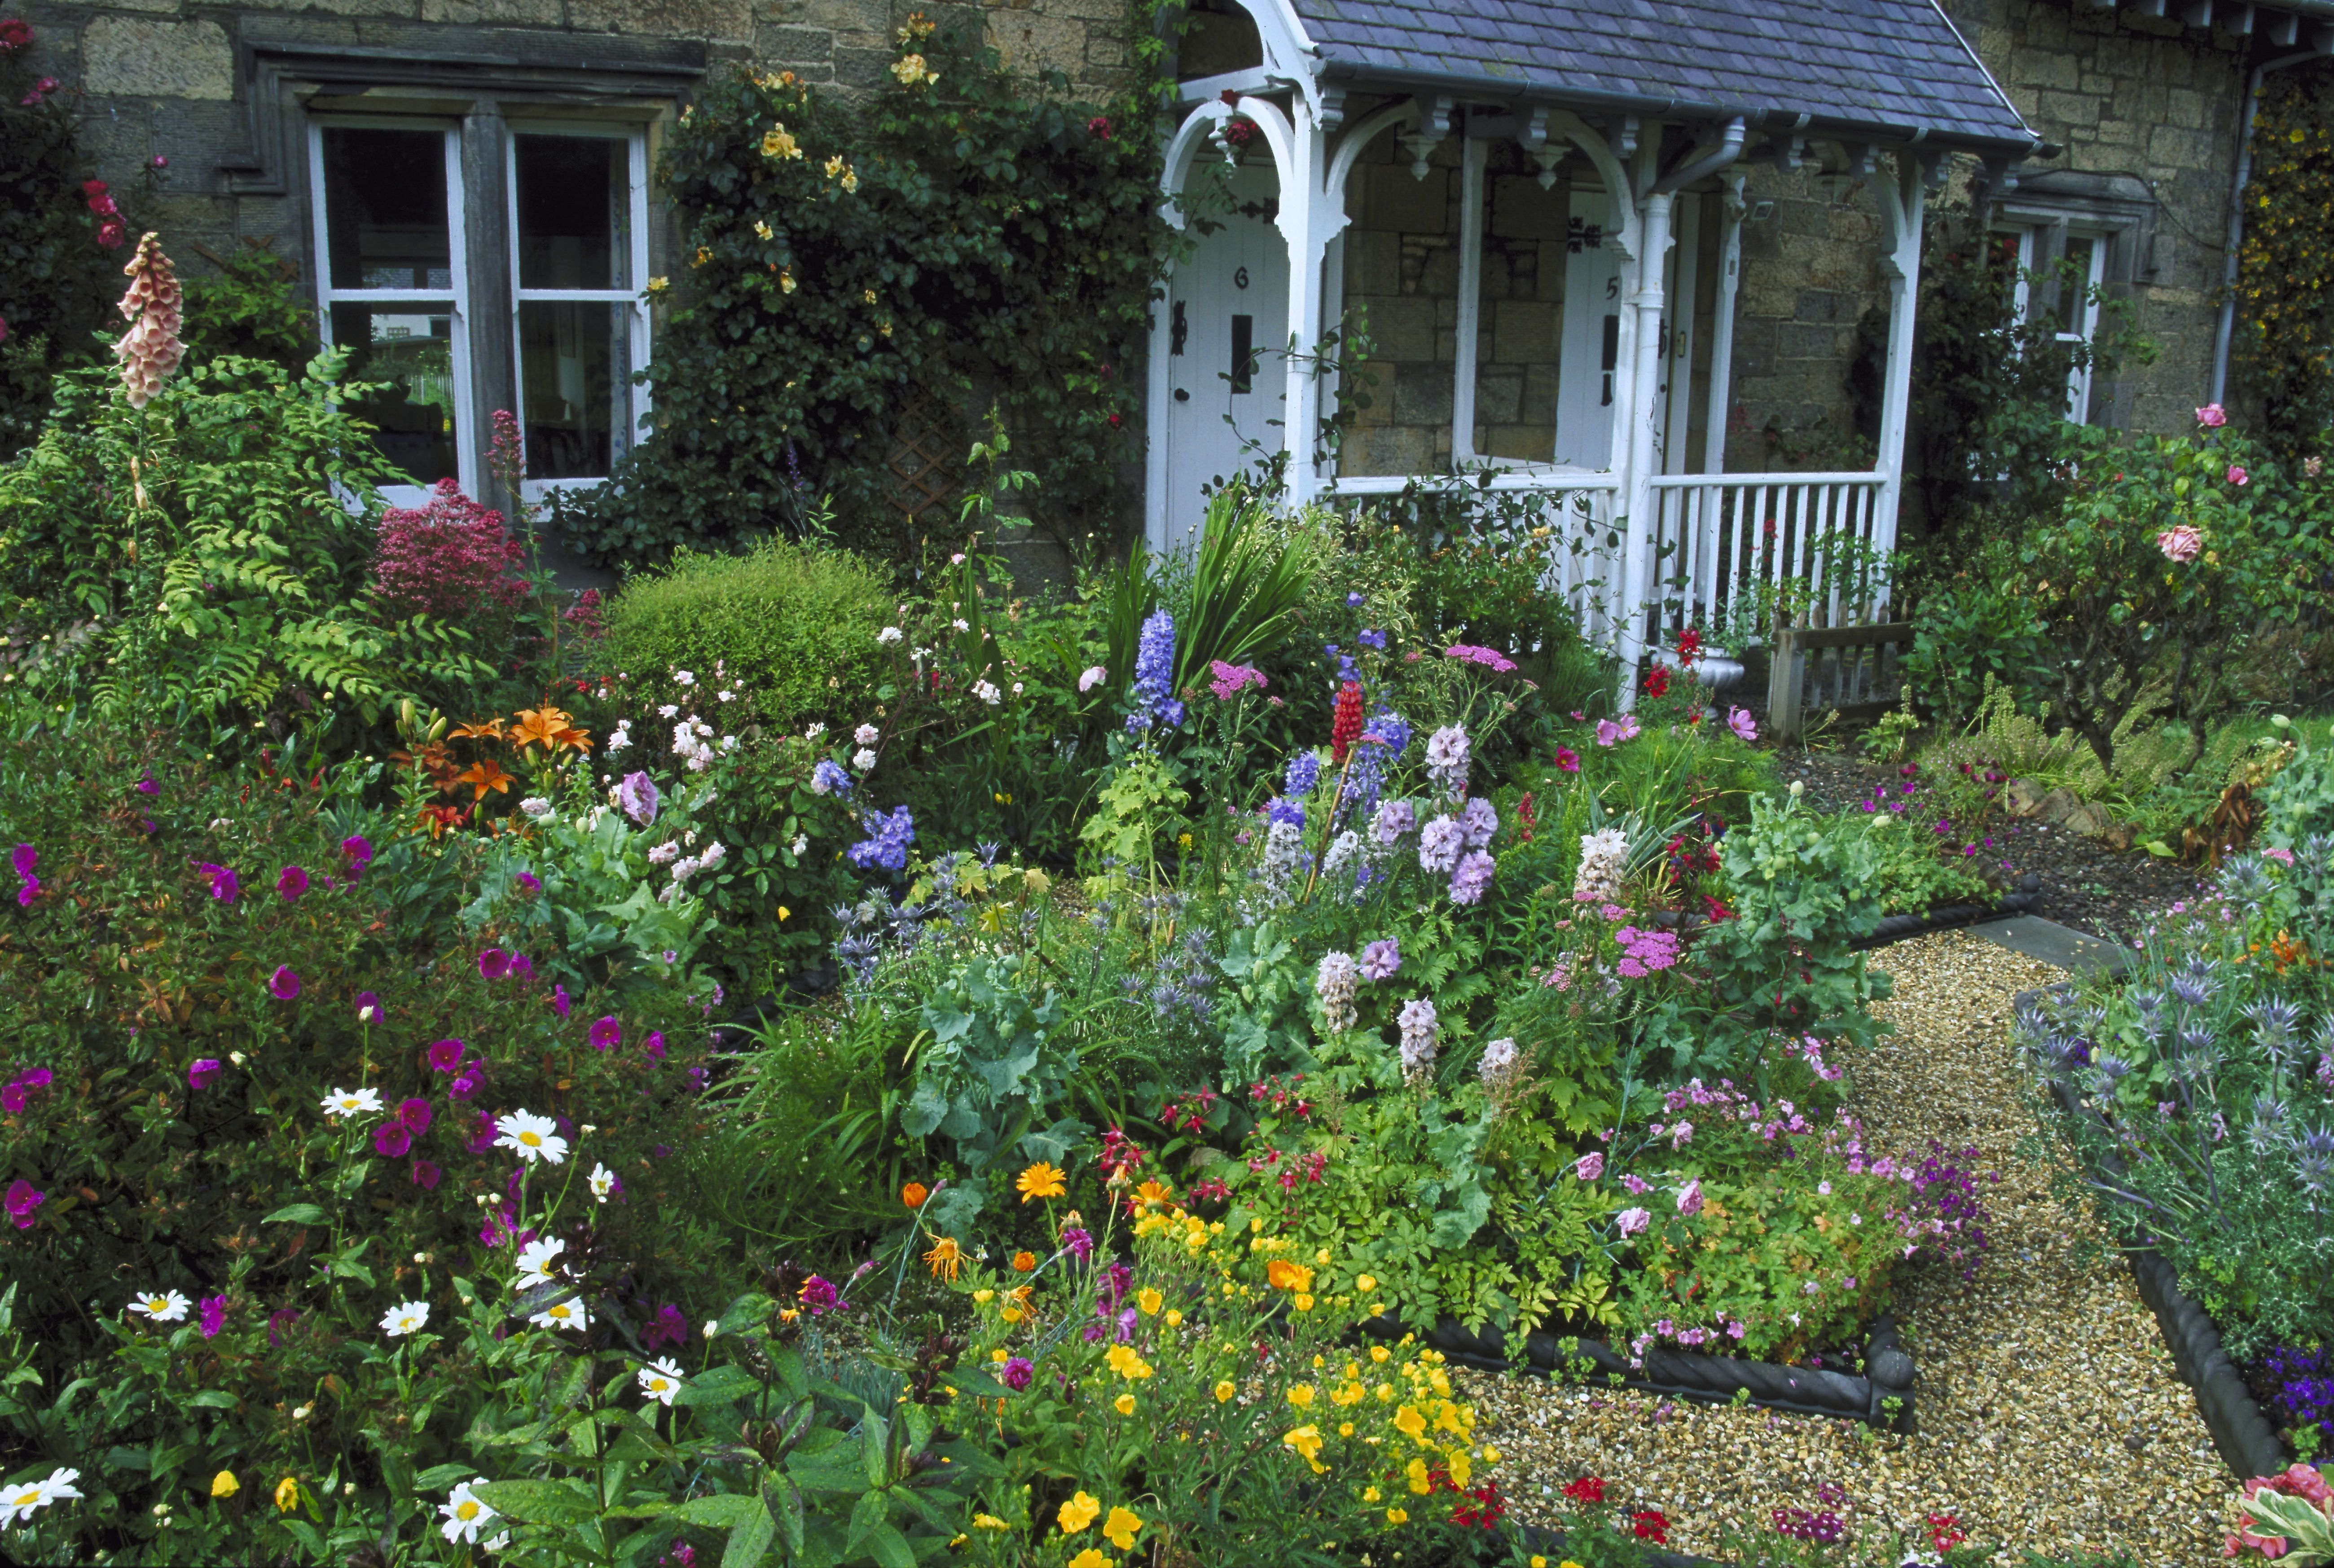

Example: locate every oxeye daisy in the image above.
[127,1290,191,1323]
[379,1300,430,1338]
[1,1467,81,1524]
[514,1237,565,1287]
[589,1163,620,1203]
[530,1297,589,1332]
[637,1357,686,1405]
[438,1480,497,1545]
[495,1109,567,1166]
[320,1086,382,1120]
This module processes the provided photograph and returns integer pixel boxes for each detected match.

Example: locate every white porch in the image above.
[1140,0,2036,705]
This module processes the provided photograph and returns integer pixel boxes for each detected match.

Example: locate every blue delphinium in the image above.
[810,759,853,795]
[1285,752,1322,797]
[1130,609,1183,730]
[1266,795,1305,830]
[847,804,916,871]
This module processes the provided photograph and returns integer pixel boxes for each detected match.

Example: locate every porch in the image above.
[1141,0,2045,705]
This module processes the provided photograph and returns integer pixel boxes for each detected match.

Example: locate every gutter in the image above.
[2210,48,2324,408]
[1312,57,2046,161]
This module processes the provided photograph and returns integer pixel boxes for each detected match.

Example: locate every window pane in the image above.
[330,303,459,485]
[519,301,632,479]
[322,128,452,292]
[515,135,629,291]
[2055,237,2097,337]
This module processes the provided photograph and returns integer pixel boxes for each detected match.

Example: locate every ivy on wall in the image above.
[2237,62,2334,455]
[560,12,1173,567]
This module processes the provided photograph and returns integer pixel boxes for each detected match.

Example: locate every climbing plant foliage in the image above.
[2237,62,2334,454]
[560,13,1173,567]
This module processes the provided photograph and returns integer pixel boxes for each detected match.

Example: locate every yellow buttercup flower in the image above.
[1067,1551,1109,1568]
[1282,1423,1324,1470]
[1058,1491,1101,1534]
[1266,1259,1314,1293]
[1113,1392,1135,1415]
[1294,1292,1315,1311]
[972,1514,1010,1531]
[1164,1309,1183,1327]
[274,1477,299,1513]
[1363,1486,1382,1503]
[1136,1287,1163,1315]
[1102,1506,1144,1550]
[1387,1507,1409,1524]
[1370,1344,1390,1363]
[1104,1344,1153,1380]
[1394,1404,1426,1441]
[210,1471,238,1498]
[1016,1162,1067,1203]
[1406,1458,1432,1494]
[1286,1384,1315,1410]
[1213,1380,1236,1402]
[1484,1444,1502,1463]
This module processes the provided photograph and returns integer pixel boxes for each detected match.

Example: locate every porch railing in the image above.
[1647,471,1892,646]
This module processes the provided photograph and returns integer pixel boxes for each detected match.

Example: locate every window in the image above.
[2000,225,2107,424]
[508,128,651,496]
[308,117,651,507]
[309,122,472,505]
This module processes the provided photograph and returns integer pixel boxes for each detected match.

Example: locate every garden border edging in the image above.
[1356,1312,1916,1433]
[2018,981,2290,1479]
[1853,889,2040,950]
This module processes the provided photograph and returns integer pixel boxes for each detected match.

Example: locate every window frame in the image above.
[503,122,654,501]
[305,115,478,508]
[1998,222,2109,426]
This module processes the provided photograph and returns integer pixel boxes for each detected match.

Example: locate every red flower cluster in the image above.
[1158,1085,1218,1133]
[1560,1475,1607,1505]
[1927,1512,1966,1553]
[1676,625,1702,666]
[1098,1124,1146,1179]
[1449,1481,1505,1530]
[1330,680,1365,763]
[1643,663,1671,700]
[1514,791,1536,843]
[1631,1508,1671,1544]
[1246,1074,1309,1116]
[0,18,31,49]
[370,478,530,622]
[1087,114,1113,140]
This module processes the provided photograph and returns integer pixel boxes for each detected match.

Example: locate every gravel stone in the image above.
[1468,931,2232,1564]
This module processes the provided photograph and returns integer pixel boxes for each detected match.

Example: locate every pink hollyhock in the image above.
[369,479,528,622]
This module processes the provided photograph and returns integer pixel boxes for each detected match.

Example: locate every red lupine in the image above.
[1330,681,1364,764]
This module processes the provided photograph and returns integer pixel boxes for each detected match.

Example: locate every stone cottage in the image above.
[11,0,2332,681]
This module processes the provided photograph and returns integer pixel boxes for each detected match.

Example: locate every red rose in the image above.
[97,219,127,249]
[0,18,31,49]
[1087,114,1112,140]
[81,177,107,196]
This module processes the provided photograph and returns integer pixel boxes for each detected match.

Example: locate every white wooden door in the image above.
[1554,183,1624,471]
[1162,160,1288,554]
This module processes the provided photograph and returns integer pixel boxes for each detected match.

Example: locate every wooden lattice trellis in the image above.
[882,386,968,524]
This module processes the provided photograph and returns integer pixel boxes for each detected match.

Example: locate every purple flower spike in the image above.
[277,865,308,901]
[188,1058,222,1091]
[589,1015,620,1051]
[199,1295,225,1339]
[428,1038,466,1072]
[268,966,300,1000]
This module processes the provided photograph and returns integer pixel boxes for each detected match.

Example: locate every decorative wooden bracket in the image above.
[1518,105,1568,189]
[1397,95,1453,180]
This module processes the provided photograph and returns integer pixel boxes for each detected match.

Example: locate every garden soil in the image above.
[1773,751,2202,945]
[1465,931,2235,1566]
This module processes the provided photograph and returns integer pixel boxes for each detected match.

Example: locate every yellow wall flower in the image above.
[761,125,802,159]
[1016,1162,1067,1202]
[1213,1379,1236,1402]
[1102,1506,1144,1550]
[1135,1287,1162,1315]
[1058,1491,1101,1534]
[210,1471,238,1498]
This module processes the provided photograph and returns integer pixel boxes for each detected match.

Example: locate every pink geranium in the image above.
[2158,525,2203,563]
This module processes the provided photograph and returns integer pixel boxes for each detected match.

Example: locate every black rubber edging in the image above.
[1851,889,2040,950]
[1356,1312,1917,1434]
[2038,1071,2291,1480]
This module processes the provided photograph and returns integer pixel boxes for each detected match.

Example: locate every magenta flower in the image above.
[1594,715,1641,747]
[515,871,541,894]
[798,1275,840,1315]
[1207,660,1267,700]
[449,1068,481,1101]
[466,1113,500,1153]
[428,1038,467,1072]
[1574,1152,1604,1182]
[135,772,159,795]
[2196,402,2227,428]
[269,966,301,1000]
[194,861,239,901]
[1554,747,1581,773]
[552,984,571,1019]
[277,865,308,900]
[1060,1226,1094,1262]
[1727,707,1758,742]
[1443,643,1518,673]
[509,953,534,983]
[374,1123,412,1158]
[199,1295,225,1339]
[2227,464,2250,487]
[645,1030,666,1062]
[2,1067,52,1113]
[4,1178,43,1229]
[643,1304,688,1349]
[13,842,36,907]
[397,1098,433,1135]
[411,1160,441,1190]
[478,948,510,981]
[1001,1355,1034,1391]
[341,835,374,874]
[589,1015,620,1051]
[2157,526,2203,563]
[355,991,382,1023]
[188,1058,222,1091]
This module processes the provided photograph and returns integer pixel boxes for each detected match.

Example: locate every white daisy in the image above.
[1,1467,81,1525]
[439,1480,498,1545]
[495,1109,568,1167]
[636,1357,686,1406]
[530,1297,589,1333]
[588,1164,616,1204]
[320,1086,382,1120]
[380,1300,430,1338]
[514,1237,565,1287]
[127,1290,190,1323]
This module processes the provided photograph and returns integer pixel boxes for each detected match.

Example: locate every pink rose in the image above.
[2195,403,2227,428]
[1616,1206,1650,1237]
[2227,465,2250,487]
[1574,1152,1604,1182]
[2157,525,2202,564]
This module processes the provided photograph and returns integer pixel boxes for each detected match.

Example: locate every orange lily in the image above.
[510,706,575,751]
[449,718,506,742]
[456,759,514,801]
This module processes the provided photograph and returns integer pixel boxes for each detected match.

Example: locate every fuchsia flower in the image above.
[341,835,374,874]
[13,842,37,906]
[187,1058,221,1091]
[355,991,382,1023]
[1001,1356,1034,1391]
[2,1066,52,1113]
[277,865,308,900]
[1444,643,1518,673]
[135,773,158,795]
[268,966,301,1000]
[1206,659,1267,700]
[515,871,541,894]
[428,1038,467,1072]
[199,1295,225,1339]
[552,984,571,1019]
[589,1015,621,1051]
[4,1179,43,1229]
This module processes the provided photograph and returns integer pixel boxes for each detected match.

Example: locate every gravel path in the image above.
[1470,931,2234,1565]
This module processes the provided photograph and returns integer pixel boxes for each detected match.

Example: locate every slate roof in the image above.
[1297,0,2038,150]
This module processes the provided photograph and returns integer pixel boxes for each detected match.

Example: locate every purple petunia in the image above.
[341,835,374,876]
[478,948,510,981]
[136,773,160,796]
[411,1160,441,1190]
[448,1068,481,1102]
[428,1038,466,1072]
[355,991,382,1023]
[374,1123,412,1158]
[11,843,35,908]
[277,865,308,901]
[269,966,300,1000]
[5,1178,44,1230]
[195,861,239,902]
[397,1098,432,1135]
[589,1016,621,1051]
[508,953,533,984]
[188,1058,222,1091]
[645,1031,666,1062]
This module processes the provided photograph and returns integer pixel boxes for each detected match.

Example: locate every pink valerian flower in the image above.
[2157,524,2202,563]
[1444,644,1518,673]
[2228,465,2250,487]
[1207,659,1267,699]
[114,233,185,408]
[4,1179,43,1229]
[369,479,529,621]
[2196,403,2228,428]
[187,1058,222,1091]
[269,966,301,1000]
[1574,1152,1604,1182]
[589,1016,621,1051]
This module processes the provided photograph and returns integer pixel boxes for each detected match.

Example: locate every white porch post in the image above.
[1278,95,1330,505]
[1869,153,1928,581]
[1615,185,1675,713]
[1701,171,1747,476]
[1451,131,1489,464]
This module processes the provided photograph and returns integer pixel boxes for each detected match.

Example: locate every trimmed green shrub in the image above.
[598,540,894,734]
